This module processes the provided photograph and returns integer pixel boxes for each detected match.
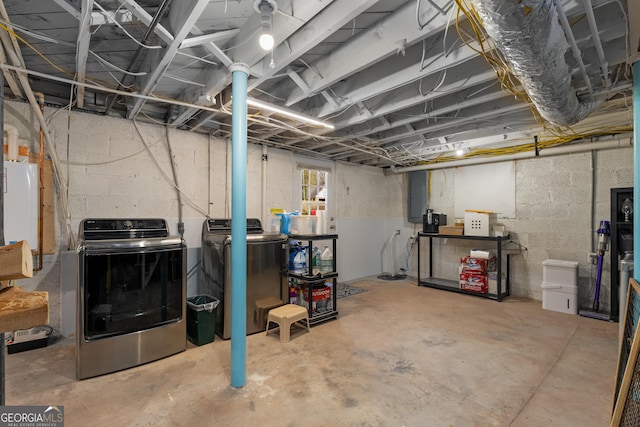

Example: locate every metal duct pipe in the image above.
[470,0,601,126]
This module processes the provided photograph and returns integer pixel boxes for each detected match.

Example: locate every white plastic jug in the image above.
[319,245,333,273]
[293,249,307,274]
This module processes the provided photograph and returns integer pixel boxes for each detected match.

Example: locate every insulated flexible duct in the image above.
[470,0,601,126]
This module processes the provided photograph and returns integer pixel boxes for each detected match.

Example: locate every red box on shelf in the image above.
[302,284,333,313]
[459,272,488,293]
[302,285,331,301]
[460,256,496,274]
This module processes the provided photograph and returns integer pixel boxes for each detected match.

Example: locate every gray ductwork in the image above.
[470,0,600,127]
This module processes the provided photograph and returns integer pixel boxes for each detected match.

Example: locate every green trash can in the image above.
[186,295,219,346]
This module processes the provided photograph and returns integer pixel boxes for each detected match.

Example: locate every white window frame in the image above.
[293,157,335,232]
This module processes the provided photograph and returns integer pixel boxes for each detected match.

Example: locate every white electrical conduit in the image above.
[392,135,633,172]
[0,63,222,115]
[165,126,184,237]
[0,63,385,161]
[0,63,401,167]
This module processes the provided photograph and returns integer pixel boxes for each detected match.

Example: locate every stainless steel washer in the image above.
[76,218,186,379]
[201,218,288,339]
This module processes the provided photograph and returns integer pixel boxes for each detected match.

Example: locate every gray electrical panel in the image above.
[407,170,427,223]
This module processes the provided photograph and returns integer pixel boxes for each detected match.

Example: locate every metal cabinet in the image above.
[288,234,339,325]
[610,187,634,322]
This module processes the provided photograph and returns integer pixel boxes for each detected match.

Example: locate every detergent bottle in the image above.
[280,212,291,234]
[319,245,333,274]
[293,247,307,274]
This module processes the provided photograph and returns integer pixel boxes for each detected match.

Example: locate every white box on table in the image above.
[463,211,497,237]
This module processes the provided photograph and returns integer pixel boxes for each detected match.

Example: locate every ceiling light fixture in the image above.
[255,0,277,51]
[246,97,335,129]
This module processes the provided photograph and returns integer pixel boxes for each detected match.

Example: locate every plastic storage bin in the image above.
[542,259,579,286]
[290,215,318,235]
[541,259,579,315]
[187,295,219,345]
[541,283,578,314]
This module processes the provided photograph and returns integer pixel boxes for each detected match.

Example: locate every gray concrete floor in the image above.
[6,278,618,426]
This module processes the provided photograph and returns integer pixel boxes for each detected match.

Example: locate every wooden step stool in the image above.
[265,304,310,343]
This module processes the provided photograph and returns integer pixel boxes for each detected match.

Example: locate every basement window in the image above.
[301,168,327,215]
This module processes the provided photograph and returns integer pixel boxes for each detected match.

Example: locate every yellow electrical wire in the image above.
[441,0,633,167]
[420,126,633,165]
[453,0,547,129]
[0,23,71,76]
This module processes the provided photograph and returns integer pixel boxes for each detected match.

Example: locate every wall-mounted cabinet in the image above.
[407,170,427,223]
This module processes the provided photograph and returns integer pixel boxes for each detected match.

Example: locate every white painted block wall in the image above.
[428,147,634,309]
[5,101,398,334]
[5,99,633,334]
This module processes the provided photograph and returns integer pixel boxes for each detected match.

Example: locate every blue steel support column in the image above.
[634,59,640,280]
[230,63,250,388]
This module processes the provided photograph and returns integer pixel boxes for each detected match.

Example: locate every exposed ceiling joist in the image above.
[0,0,632,169]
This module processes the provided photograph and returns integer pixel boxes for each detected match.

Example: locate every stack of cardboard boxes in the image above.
[459,254,496,294]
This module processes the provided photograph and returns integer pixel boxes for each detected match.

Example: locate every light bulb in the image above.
[456,149,464,156]
[259,33,274,50]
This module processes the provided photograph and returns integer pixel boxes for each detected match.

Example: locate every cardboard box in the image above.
[459,273,488,293]
[460,256,496,274]
[439,225,463,235]
[302,284,332,313]
[488,271,506,294]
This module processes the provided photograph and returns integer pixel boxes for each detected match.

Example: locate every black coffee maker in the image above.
[423,209,447,233]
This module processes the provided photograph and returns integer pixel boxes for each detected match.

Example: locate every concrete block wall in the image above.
[4,99,633,333]
[427,147,634,310]
[335,162,413,281]
[3,100,394,334]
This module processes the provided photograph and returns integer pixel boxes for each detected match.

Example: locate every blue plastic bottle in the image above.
[280,213,291,234]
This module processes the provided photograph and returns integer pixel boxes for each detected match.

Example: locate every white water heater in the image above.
[3,161,38,250]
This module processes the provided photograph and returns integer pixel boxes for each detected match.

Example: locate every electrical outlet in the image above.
[588,252,598,264]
